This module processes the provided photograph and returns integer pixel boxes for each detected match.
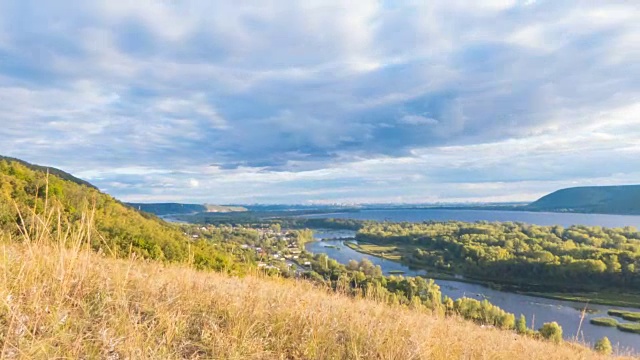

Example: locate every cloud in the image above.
[0,1,638,203]
[398,115,439,126]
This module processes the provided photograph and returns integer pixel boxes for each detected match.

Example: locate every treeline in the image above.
[280,217,367,230]
[0,159,245,274]
[356,221,640,292]
[173,211,367,230]
[298,255,564,341]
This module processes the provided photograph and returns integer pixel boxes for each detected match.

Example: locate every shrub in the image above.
[539,322,563,343]
[516,314,528,334]
[594,337,612,355]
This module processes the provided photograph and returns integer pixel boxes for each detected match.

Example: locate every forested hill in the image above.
[0,155,96,189]
[0,156,239,271]
[527,185,640,215]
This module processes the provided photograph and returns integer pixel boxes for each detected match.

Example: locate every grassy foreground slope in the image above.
[0,239,619,359]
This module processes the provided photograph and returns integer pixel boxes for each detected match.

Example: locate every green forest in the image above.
[356,221,640,294]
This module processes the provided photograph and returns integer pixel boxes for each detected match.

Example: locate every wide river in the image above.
[303,209,640,354]
[304,208,640,228]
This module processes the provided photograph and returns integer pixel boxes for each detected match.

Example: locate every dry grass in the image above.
[0,208,634,359]
[3,245,633,359]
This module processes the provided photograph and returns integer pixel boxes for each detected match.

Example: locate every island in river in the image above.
[302,212,640,308]
[306,229,640,354]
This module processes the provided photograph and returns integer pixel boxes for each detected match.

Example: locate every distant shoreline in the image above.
[303,206,640,218]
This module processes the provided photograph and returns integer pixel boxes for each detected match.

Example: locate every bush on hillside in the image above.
[539,322,563,343]
[594,336,612,355]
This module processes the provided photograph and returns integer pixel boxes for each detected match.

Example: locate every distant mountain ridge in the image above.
[526,185,640,215]
[128,202,247,216]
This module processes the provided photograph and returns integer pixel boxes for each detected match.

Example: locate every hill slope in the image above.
[0,240,621,359]
[0,155,96,189]
[527,185,640,215]
[0,156,240,272]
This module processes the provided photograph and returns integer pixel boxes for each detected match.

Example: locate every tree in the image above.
[594,336,612,355]
[347,260,359,271]
[515,314,527,334]
[270,223,281,233]
[539,322,563,343]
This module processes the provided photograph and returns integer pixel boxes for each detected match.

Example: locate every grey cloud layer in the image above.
[0,1,638,202]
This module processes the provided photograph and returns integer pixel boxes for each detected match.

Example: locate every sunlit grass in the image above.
[0,203,635,359]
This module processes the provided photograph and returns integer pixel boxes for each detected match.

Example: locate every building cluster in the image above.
[184,224,314,273]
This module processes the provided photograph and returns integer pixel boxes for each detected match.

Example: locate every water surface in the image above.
[307,229,640,354]
[305,209,640,228]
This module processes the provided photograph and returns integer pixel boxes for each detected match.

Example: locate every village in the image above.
[185,223,315,275]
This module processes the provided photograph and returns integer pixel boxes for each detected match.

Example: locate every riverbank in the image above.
[343,240,640,309]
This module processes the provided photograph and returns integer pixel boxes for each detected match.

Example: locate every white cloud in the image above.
[154,95,228,129]
[0,1,639,203]
[398,115,439,126]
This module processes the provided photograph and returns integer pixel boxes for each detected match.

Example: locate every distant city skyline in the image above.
[1,1,638,204]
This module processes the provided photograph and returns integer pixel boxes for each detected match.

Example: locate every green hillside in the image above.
[0,155,96,189]
[527,185,640,215]
[0,156,241,272]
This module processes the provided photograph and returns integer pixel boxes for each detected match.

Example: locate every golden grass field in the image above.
[0,209,634,359]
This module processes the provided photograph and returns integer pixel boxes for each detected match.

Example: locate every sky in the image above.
[0,1,638,204]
